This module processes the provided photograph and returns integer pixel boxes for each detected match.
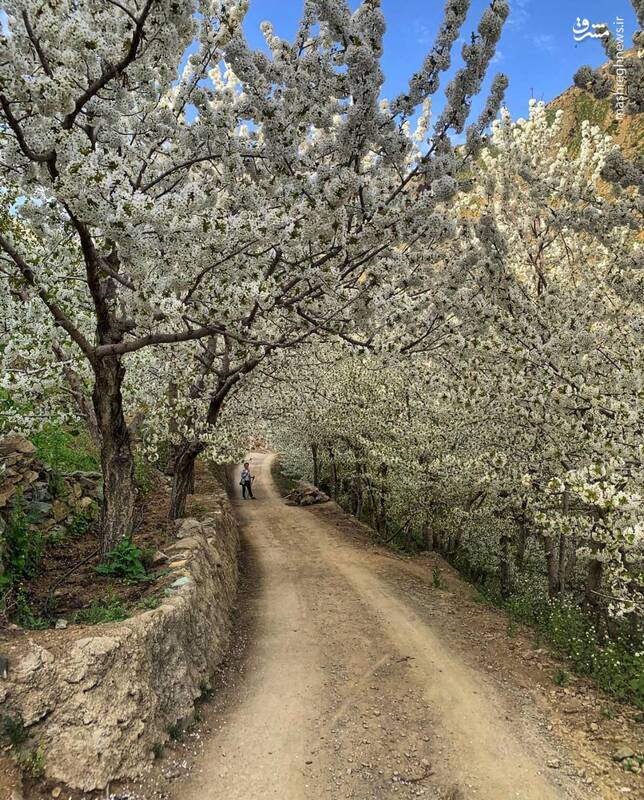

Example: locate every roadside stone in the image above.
[171,576,192,589]
[152,551,169,567]
[547,759,561,769]
[55,619,68,630]
[27,500,53,522]
[52,499,70,521]
[613,747,635,761]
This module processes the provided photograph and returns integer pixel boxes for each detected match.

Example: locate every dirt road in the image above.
[172,452,607,800]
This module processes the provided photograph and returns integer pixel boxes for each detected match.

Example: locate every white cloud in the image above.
[508,0,531,30]
[532,33,556,52]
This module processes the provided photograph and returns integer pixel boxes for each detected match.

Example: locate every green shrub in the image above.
[47,470,65,499]
[134,452,154,494]
[16,746,45,779]
[431,566,444,589]
[2,715,28,747]
[13,592,48,630]
[66,506,97,537]
[505,584,644,708]
[137,593,162,611]
[4,494,43,581]
[270,457,298,496]
[167,722,183,741]
[74,596,129,625]
[553,668,569,686]
[198,683,214,704]
[152,742,164,759]
[96,537,148,582]
[31,425,99,473]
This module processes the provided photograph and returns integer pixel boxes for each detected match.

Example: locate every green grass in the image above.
[270,457,298,496]
[134,452,155,494]
[431,566,445,589]
[504,588,644,708]
[16,746,45,779]
[96,537,150,582]
[553,668,569,686]
[2,715,28,747]
[12,592,48,630]
[167,722,183,741]
[137,593,163,611]
[74,596,129,625]
[31,425,99,473]
[2,494,44,582]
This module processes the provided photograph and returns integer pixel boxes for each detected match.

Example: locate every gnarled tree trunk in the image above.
[311,442,319,488]
[328,447,338,497]
[499,531,512,600]
[169,440,205,520]
[542,534,561,599]
[93,356,135,556]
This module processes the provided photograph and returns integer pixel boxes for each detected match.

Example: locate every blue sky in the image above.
[241,0,638,120]
[1,1,635,126]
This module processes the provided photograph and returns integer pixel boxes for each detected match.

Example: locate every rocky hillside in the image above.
[546,50,643,157]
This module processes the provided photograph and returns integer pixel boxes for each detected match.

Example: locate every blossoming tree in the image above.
[0,0,510,549]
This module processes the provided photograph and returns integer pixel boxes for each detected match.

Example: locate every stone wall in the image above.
[0,503,239,790]
[0,435,100,578]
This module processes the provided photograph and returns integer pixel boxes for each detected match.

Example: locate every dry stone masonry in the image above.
[0,498,239,790]
[0,434,100,580]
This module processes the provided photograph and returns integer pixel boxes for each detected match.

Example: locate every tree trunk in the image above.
[542,535,560,599]
[515,521,527,570]
[499,532,512,600]
[93,357,136,556]
[311,442,319,488]
[377,462,388,534]
[584,552,604,613]
[558,491,569,594]
[423,522,435,551]
[353,461,364,519]
[328,447,338,497]
[169,440,205,520]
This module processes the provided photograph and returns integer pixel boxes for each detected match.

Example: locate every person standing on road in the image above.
[240,461,255,499]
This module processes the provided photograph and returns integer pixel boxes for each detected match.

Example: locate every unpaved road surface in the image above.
[172,453,609,800]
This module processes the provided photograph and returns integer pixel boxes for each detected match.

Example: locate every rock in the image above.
[23,470,40,485]
[0,483,17,507]
[55,619,68,630]
[0,484,239,793]
[613,747,635,761]
[547,759,561,769]
[170,576,192,589]
[30,481,52,502]
[151,551,168,567]
[285,484,331,506]
[177,518,202,537]
[77,495,94,510]
[52,499,70,522]
[0,655,8,679]
[10,790,24,800]
[51,787,62,798]
[27,500,53,523]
